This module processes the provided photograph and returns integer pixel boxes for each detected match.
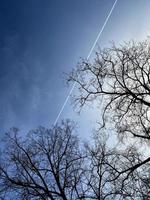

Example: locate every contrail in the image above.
[53,0,118,126]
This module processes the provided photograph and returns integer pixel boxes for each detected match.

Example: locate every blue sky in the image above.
[0,0,150,138]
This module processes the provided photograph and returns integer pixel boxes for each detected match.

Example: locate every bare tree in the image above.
[68,38,150,171]
[83,133,150,200]
[0,120,150,199]
[0,121,85,200]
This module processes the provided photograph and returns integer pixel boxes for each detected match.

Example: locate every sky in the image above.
[0,0,150,139]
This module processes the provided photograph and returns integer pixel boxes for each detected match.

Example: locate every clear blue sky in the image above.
[0,0,150,138]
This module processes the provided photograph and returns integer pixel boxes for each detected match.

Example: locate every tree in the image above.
[0,121,85,200]
[1,121,150,199]
[68,38,150,172]
[84,133,150,200]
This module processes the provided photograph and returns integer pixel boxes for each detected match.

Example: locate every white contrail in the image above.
[53,0,118,126]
